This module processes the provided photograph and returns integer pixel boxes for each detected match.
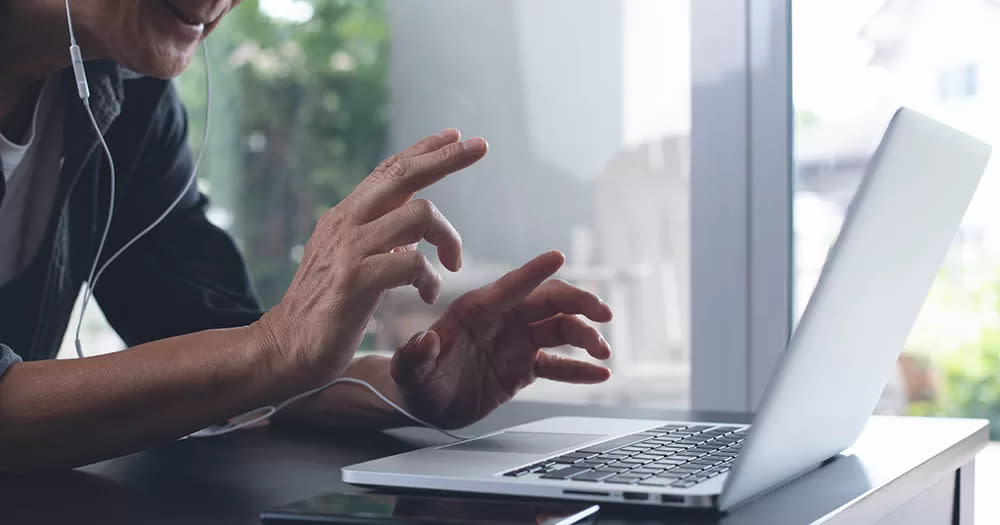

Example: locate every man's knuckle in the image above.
[333,263,362,290]
[547,278,570,290]
[346,223,368,245]
[416,135,437,150]
[378,153,401,172]
[435,144,459,164]
[318,208,346,232]
[412,199,437,221]
[385,157,409,179]
[407,253,430,281]
[452,293,488,319]
[407,250,428,268]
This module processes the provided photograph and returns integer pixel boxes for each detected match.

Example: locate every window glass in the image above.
[793,0,1000,422]
[65,0,695,409]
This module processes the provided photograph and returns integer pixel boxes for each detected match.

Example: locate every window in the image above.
[383,0,692,406]
[794,0,1000,421]
[939,63,980,101]
[62,0,696,409]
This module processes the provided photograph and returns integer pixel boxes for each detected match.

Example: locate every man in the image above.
[0,0,614,471]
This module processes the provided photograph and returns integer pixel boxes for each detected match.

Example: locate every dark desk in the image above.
[2,402,988,524]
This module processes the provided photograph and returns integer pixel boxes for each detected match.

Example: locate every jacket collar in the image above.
[64,60,126,135]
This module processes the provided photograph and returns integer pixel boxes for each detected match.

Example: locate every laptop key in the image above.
[650,426,687,433]
[650,461,686,469]
[604,476,641,484]
[578,434,653,454]
[571,470,619,482]
[638,476,681,486]
[605,462,637,470]
[541,467,591,479]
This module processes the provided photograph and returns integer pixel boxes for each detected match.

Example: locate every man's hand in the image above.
[255,129,487,389]
[391,250,613,429]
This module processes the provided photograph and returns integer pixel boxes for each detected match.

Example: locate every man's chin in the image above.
[120,52,196,80]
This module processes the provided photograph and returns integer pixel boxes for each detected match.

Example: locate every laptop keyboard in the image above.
[502,424,747,489]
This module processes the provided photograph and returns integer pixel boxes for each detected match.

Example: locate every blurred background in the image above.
[63,0,1000,516]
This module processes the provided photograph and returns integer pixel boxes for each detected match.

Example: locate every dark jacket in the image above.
[0,62,263,377]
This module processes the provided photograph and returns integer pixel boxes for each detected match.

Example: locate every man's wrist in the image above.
[244,317,313,405]
[342,354,413,427]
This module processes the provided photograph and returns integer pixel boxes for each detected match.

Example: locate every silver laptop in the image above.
[343,108,992,511]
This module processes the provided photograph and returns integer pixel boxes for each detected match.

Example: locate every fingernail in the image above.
[412,331,428,347]
[462,138,486,153]
[438,128,459,138]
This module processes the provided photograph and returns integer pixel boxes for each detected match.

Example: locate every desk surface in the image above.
[1,402,988,524]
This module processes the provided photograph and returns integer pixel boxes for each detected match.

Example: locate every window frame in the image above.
[690,0,793,413]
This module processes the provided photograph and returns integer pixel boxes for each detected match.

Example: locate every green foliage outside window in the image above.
[908,276,1000,439]
[176,0,389,307]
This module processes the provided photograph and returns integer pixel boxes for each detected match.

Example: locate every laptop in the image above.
[343,108,993,511]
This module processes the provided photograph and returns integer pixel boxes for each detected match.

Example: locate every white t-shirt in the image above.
[0,76,65,286]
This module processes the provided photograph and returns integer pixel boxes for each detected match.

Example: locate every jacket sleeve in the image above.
[0,343,20,380]
[93,81,263,347]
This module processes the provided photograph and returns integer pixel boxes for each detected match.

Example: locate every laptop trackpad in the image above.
[439,432,606,454]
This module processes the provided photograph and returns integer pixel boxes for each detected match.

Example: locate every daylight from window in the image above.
[793,0,1000,421]
[63,0,694,409]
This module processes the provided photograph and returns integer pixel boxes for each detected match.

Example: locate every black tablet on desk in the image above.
[260,491,600,525]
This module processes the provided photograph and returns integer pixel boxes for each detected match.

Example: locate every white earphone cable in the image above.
[63,1,476,443]
[86,42,210,301]
[73,42,210,358]
[187,376,476,440]
[74,100,116,358]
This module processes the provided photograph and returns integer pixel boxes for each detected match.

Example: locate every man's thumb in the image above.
[392,330,441,385]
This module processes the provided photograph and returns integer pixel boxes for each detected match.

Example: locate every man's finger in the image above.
[450,251,565,319]
[530,315,611,360]
[364,129,461,185]
[399,128,461,158]
[353,137,488,222]
[362,251,442,304]
[362,199,463,272]
[391,330,441,390]
[534,352,611,384]
[343,128,463,220]
[515,280,613,324]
